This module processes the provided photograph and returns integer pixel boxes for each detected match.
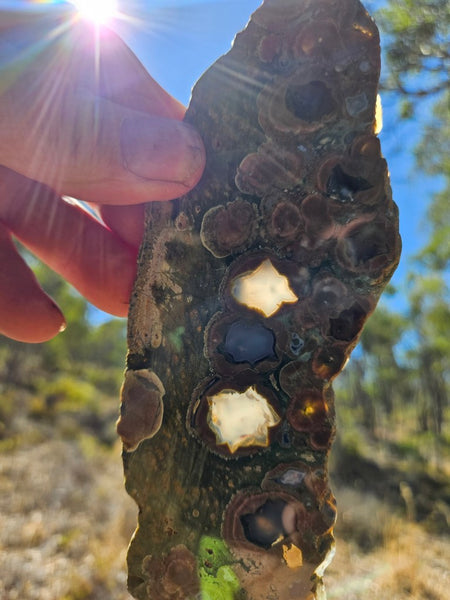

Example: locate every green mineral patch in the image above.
[198,536,240,600]
[168,326,185,353]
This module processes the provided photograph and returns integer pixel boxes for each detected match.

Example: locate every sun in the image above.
[72,0,119,25]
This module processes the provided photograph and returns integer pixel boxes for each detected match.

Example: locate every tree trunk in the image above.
[119,1,401,598]
[421,351,447,436]
[353,361,377,437]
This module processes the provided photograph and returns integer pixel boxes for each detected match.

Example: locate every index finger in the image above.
[73,19,186,120]
[0,9,205,204]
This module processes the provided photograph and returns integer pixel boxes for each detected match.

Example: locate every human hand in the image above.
[0,7,205,343]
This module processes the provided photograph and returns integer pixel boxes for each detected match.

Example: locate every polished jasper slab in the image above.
[118,1,401,598]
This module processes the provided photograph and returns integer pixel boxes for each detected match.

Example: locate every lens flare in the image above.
[72,0,118,25]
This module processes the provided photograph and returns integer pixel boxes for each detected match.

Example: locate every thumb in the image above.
[0,86,204,205]
[0,14,205,204]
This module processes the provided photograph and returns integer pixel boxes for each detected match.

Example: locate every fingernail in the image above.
[50,299,66,333]
[121,116,205,187]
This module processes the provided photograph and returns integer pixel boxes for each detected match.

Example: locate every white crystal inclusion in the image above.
[207,386,281,453]
[231,259,298,317]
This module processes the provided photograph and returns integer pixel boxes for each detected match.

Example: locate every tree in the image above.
[415,92,450,271]
[340,0,450,439]
[377,0,449,101]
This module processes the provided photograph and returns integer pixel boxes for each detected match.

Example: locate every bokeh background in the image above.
[0,1,448,598]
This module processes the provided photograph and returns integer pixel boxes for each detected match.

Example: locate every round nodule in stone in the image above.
[312,346,347,380]
[200,199,257,258]
[285,80,337,122]
[188,378,281,457]
[205,312,280,375]
[328,302,368,342]
[116,369,165,452]
[222,320,277,366]
[326,163,372,202]
[240,498,291,549]
[269,201,303,240]
[286,389,329,433]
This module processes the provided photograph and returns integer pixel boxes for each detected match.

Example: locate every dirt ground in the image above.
[0,438,449,600]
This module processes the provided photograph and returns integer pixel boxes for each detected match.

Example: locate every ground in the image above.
[0,430,448,600]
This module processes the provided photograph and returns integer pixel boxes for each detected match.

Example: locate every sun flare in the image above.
[72,0,119,25]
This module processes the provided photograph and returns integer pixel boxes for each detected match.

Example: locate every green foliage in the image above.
[359,306,406,352]
[414,91,450,271]
[0,259,127,450]
[377,0,450,98]
[340,294,448,441]
[337,0,449,445]
[415,92,450,176]
[35,376,99,413]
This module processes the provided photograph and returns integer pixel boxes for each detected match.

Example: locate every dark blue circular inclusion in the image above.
[222,320,276,366]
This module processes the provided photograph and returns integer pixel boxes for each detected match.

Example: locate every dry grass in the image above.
[0,437,448,599]
[0,438,136,600]
[326,488,450,600]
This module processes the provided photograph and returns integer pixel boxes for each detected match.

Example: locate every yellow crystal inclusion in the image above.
[282,544,303,568]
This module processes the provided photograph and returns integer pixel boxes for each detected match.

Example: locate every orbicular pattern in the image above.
[119,1,401,599]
